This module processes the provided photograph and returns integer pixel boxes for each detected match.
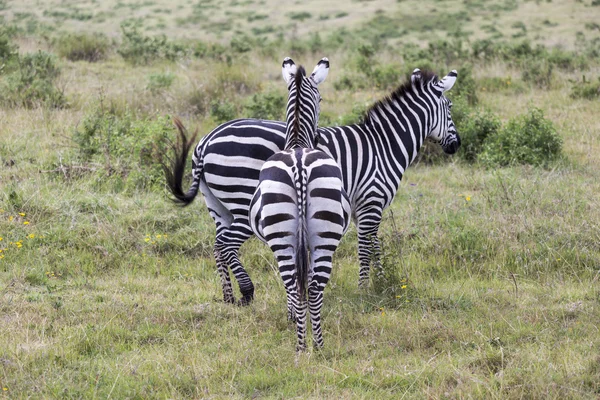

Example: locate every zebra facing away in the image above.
[164,67,459,305]
[249,58,350,350]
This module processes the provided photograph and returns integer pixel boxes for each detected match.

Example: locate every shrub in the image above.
[521,60,553,87]
[210,100,237,124]
[244,90,285,120]
[287,12,312,21]
[0,51,65,108]
[0,28,17,64]
[147,72,175,93]
[456,109,501,162]
[336,102,368,126]
[54,33,110,62]
[570,76,600,99]
[449,65,478,105]
[118,25,187,65]
[73,99,173,191]
[230,34,252,53]
[480,107,562,167]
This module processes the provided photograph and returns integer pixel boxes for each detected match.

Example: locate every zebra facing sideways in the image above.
[249,58,350,350]
[164,67,460,305]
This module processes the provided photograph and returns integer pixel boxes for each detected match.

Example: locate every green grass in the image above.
[1,0,600,397]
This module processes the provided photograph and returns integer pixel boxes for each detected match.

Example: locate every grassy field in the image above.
[1,0,600,398]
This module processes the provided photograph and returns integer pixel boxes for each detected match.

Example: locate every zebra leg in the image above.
[308,248,334,349]
[217,220,255,306]
[214,239,235,304]
[294,291,308,352]
[201,180,237,303]
[308,280,326,350]
[356,206,383,288]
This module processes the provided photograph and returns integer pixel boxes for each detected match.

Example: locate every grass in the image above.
[1,0,600,398]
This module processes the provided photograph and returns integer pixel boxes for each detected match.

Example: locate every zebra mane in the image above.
[363,70,439,124]
[287,65,307,148]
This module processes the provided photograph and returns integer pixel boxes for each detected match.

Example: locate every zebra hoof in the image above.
[223,295,236,304]
[237,295,253,307]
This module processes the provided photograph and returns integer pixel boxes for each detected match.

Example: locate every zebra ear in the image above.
[282,57,297,85]
[310,57,329,85]
[438,70,458,92]
[411,68,421,84]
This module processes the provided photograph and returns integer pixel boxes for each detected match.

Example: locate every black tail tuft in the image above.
[161,117,200,207]
[296,216,309,303]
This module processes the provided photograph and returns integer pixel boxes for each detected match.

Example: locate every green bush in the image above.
[54,33,110,62]
[287,12,312,21]
[147,72,176,93]
[480,107,562,167]
[0,28,17,64]
[117,25,187,65]
[210,100,237,124]
[570,76,600,99]
[243,90,285,120]
[0,51,65,108]
[449,65,478,105]
[521,59,553,87]
[336,102,368,126]
[73,100,173,191]
[456,109,501,162]
[230,34,252,53]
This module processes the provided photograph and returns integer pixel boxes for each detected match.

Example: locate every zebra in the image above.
[164,67,459,305]
[249,57,350,350]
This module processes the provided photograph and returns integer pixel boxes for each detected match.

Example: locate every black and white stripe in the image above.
[164,68,459,304]
[249,58,349,350]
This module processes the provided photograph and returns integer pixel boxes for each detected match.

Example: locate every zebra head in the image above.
[413,69,461,155]
[282,57,329,149]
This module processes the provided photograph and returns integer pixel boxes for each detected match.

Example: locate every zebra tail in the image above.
[296,200,309,303]
[162,117,201,206]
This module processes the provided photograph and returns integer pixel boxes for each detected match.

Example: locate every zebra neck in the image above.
[284,118,316,150]
[362,96,433,169]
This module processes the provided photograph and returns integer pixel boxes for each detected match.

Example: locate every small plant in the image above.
[287,11,312,21]
[147,72,176,93]
[72,97,173,191]
[521,59,553,87]
[456,109,501,162]
[210,100,237,124]
[117,25,187,65]
[570,76,600,99]
[230,34,252,53]
[243,90,285,120]
[0,51,65,108]
[480,107,562,167]
[54,33,110,62]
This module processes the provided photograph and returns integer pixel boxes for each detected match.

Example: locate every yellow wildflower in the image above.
[19,212,26,217]
[144,238,150,242]
[0,237,3,241]
[9,216,13,221]
[156,234,162,239]
[465,196,471,202]
[0,255,4,259]
[28,234,35,239]
[2,387,7,391]
[401,285,407,289]
[23,221,30,225]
